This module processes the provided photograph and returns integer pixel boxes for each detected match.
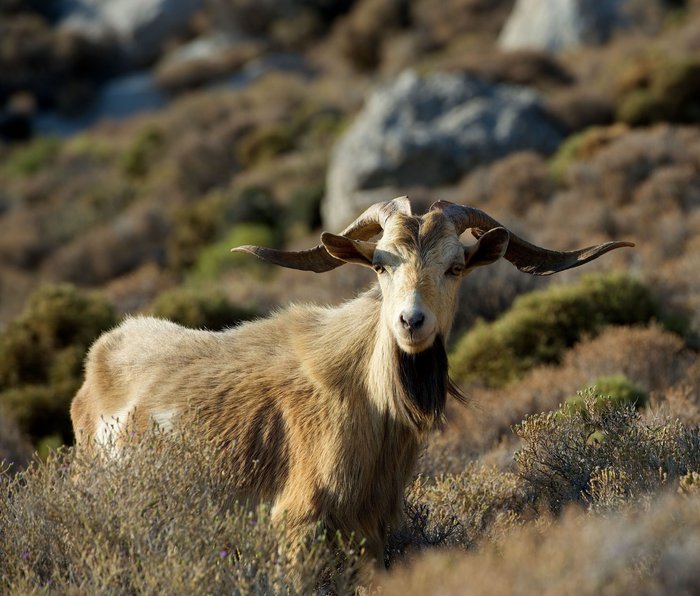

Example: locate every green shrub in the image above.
[167,187,281,273]
[236,122,297,168]
[548,124,627,183]
[150,287,257,330]
[563,374,649,415]
[119,125,164,179]
[190,223,279,281]
[450,274,658,387]
[616,56,700,125]
[287,182,324,231]
[0,284,116,444]
[514,392,700,512]
[0,429,363,593]
[2,136,60,177]
[229,185,280,229]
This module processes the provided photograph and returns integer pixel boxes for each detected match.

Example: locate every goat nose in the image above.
[400,311,425,331]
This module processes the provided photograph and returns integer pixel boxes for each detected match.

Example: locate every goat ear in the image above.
[463,227,509,271]
[321,232,376,267]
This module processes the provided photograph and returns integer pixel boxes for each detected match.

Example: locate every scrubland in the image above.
[3,0,700,593]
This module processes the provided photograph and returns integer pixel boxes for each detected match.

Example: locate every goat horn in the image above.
[232,196,412,272]
[430,200,634,276]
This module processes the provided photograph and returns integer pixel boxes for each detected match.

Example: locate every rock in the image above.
[323,70,564,230]
[498,0,664,52]
[155,32,267,92]
[35,72,168,136]
[59,0,202,67]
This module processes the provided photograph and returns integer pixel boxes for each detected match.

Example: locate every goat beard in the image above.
[395,335,468,430]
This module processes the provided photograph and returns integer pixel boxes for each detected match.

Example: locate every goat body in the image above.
[71,197,633,561]
[72,289,429,558]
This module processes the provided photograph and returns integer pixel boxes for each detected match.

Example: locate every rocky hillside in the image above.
[2,0,700,593]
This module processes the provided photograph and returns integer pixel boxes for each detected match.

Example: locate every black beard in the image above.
[395,336,468,429]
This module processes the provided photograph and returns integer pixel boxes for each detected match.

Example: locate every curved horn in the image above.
[232,196,412,272]
[430,200,634,276]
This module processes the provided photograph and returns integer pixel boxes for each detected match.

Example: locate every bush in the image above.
[0,284,116,444]
[514,392,700,512]
[548,124,628,183]
[616,56,700,126]
[0,407,32,471]
[167,187,282,274]
[119,125,164,179]
[190,223,279,281]
[564,374,649,415]
[1,136,60,177]
[287,182,324,231]
[388,464,528,564]
[450,274,659,387]
[0,429,363,593]
[150,287,257,330]
[380,491,700,595]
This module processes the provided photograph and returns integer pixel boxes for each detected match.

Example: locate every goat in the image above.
[70,197,632,562]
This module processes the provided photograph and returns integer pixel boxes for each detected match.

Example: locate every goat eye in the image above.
[447,264,464,276]
[373,264,386,274]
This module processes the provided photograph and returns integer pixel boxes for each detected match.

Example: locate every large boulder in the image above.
[498,0,665,52]
[323,70,564,230]
[59,0,202,68]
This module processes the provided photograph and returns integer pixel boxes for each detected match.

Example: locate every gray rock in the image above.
[498,0,662,52]
[35,72,168,136]
[59,0,202,67]
[323,70,564,230]
[159,31,244,67]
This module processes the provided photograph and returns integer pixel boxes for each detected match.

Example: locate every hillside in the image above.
[2,0,700,593]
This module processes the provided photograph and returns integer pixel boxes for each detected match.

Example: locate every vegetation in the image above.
[149,287,257,330]
[0,429,363,594]
[616,55,700,125]
[515,392,700,512]
[563,374,649,415]
[450,274,659,387]
[0,284,116,446]
[3,0,700,592]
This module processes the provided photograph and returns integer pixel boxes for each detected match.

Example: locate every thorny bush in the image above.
[514,391,700,512]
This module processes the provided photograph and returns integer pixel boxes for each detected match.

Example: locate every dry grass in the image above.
[381,491,700,595]
[0,429,364,594]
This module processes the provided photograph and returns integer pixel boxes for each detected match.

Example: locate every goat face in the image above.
[233,196,633,354]
[321,210,509,354]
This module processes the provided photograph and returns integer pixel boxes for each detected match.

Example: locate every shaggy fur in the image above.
[70,200,622,565]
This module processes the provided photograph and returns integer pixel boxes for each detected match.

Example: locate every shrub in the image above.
[331,0,410,71]
[190,223,279,281]
[167,187,281,274]
[0,429,363,593]
[564,374,649,415]
[548,124,628,183]
[236,122,297,169]
[388,464,528,563]
[149,287,257,330]
[0,407,32,471]
[380,492,700,595]
[616,56,700,126]
[0,284,116,444]
[119,125,164,179]
[514,392,700,512]
[1,136,60,177]
[450,274,659,387]
[287,182,324,231]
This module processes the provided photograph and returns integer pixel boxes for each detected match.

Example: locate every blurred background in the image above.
[5,3,700,592]
[1,0,700,466]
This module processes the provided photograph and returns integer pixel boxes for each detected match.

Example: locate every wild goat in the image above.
[70,197,632,562]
